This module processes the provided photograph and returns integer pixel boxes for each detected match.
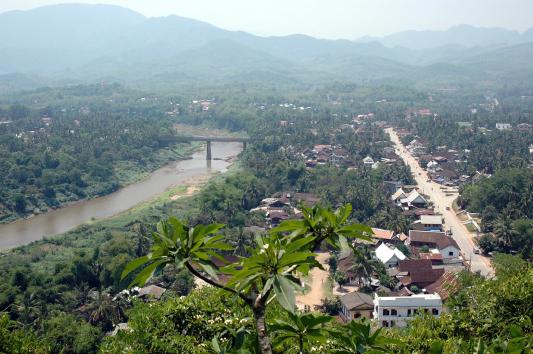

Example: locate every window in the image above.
[407,309,412,316]
[390,320,395,327]
[382,321,389,327]
[391,309,397,316]
[432,308,439,315]
[449,251,454,256]
[383,309,390,316]
[354,313,361,319]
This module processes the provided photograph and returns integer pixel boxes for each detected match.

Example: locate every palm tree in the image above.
[84,291,124,331]
[348,246,379,288]
[385,211,409,235]
[493,216,515,249]
[270,311,332,354]
[13,292,41,328]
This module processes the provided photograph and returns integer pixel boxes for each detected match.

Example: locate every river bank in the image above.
[0,142,202,225]
[0,141,243,249]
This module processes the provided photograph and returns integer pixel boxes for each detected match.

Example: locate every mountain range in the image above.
[1,4,533,90]
[357,24,533,49]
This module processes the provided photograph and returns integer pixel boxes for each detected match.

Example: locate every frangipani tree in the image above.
[122,204,372,354]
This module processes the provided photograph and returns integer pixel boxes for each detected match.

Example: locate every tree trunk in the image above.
[253,307,273,354]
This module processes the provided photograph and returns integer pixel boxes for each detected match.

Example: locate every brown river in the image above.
[0,142,243,249]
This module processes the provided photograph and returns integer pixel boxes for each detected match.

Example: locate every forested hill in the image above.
[1,4,533,90]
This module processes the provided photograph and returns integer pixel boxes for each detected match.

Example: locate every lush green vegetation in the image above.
[0,80,531,352]
[460,168,533,257]
[0,84,201,222]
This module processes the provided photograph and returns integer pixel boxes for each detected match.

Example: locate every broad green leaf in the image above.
[121,255,149,280]
[198,261,219,280]
[128,259,168,288]
[273,275,296,312]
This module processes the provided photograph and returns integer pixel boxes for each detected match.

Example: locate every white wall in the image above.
[440,246,459,258]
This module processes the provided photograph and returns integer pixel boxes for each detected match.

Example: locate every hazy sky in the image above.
[1,0,532,39]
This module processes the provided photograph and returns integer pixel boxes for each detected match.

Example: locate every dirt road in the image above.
[296,252,330,309]
[385,128,493,277]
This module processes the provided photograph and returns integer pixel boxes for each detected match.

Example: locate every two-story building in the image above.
[373,294,443,328]
[340,291,375,322]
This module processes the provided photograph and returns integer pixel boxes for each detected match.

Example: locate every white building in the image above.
[495,123,512,131]
[373,294,443,328]
[375,244,406,268]
[363,156,375,166]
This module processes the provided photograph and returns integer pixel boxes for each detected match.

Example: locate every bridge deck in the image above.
[177,136,249,142]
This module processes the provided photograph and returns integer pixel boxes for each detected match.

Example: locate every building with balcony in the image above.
[373,294,442,328]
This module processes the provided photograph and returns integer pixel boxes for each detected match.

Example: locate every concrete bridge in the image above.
[176,135,250,160]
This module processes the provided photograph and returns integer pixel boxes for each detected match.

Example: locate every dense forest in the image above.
[460,168,533,257]
[0,82,531,353]
[0,84,197,222]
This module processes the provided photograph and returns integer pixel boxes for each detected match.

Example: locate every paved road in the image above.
[385,128,493,277]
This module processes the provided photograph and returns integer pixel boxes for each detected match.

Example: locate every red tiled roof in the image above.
[398,259,444,287]
[419,252,444,261]
[400,268,445,286]
[370,228,395,240]
[425,271,460,300]
[399,259,433,273]
[409,231,460,250]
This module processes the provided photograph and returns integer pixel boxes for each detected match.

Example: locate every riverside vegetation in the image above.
[0,82,531,353]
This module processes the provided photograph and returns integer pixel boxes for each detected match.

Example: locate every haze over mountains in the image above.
[1,4,533,90]
[357,24,533,49]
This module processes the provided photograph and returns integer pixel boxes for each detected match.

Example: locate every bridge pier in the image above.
[206,141,212,160]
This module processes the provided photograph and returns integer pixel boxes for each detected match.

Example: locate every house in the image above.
[417,109,432,116]
[495,123,512,130]
[267,210,290,227]
[337,254,359,284]
[427,160,439,171]
[370,228,396,243]
[412,215,444,231]
[138,285,166,301]
[401,190,428,209]
[391,188,407,203]
[373,294,442,328]
[433,156,448,163]
[419,252,444,265]
[260,197,289,209]
[517,123,532,131]
[363,156,375,166]
[408,231,461,258]
[375,244,406,268]
[424,271,459,300]
[339,291,374,322]
[397,259,445,289]
[312,144,333,155]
